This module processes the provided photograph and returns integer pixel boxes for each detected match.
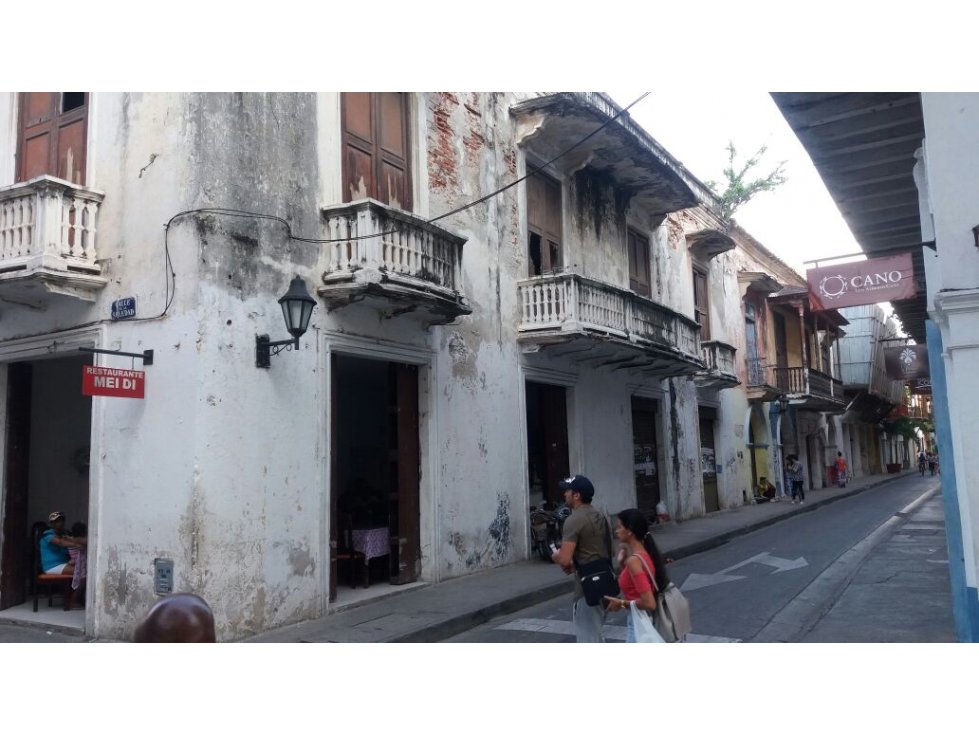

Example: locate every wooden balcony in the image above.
[745,358,783,402]
[0,176,106,305]
[773,366,846,411]
[517,272,704,377]
[695,340,740,389]
[317,199,470,325]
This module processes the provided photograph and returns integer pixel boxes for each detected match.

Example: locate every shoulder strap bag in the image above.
[633,553,692,643]
[574,512,619,607]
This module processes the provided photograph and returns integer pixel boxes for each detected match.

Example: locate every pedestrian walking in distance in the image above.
[551,474,611,642]
[603,509,671,643]
[835,452,848,488]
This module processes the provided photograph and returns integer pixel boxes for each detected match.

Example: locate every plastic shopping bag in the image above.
[630,603,666,643]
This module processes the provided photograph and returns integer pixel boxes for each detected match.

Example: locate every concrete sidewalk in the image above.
[245,470,915,643]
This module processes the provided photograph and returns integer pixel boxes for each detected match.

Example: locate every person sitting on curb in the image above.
[133,593,216,643]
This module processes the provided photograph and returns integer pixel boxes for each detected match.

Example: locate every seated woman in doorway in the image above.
[39,511,87,609]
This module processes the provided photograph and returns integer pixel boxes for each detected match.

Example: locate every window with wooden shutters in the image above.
[526,171,562,276]
[693,267,710,341]
[628,229,651,297]
[16,93,88,185]
[341,93,412,210]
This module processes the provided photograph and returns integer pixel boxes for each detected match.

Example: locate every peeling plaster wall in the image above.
[422,93,528,579]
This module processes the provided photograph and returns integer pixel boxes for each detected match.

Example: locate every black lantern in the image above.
[256,276,316,368]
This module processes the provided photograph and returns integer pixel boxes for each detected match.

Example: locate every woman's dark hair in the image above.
[70,522,87,537]
[617,508,670,590]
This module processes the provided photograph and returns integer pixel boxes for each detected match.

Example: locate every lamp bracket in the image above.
[256,334,299,368]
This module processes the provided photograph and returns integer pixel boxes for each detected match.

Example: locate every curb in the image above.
[0,616,87,638]
[393,580,571,642]
[408,471,915,643]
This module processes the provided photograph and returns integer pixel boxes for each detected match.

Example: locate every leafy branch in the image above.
[706,141,787,219]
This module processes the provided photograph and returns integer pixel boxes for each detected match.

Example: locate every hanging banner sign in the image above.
[807,253,916,310]
[908,378,932,394]
[884,345,929,380]
[82,366,146,399]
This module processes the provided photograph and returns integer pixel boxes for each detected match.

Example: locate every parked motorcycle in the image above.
[530,501,571,561]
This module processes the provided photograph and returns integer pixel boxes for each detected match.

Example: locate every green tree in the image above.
[706,141,787,219]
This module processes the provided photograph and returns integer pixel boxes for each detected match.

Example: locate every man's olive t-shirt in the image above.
[562,503,610,600]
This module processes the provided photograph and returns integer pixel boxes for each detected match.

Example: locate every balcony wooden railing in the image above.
[773,366,843,402]
[746,358,774,387]
[0,176,104,274]
[518,272,702,363]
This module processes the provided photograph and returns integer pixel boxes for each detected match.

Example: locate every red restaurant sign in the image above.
[807,253,916,310]
[82,366,145,399]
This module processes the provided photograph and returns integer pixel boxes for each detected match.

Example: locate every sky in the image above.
[608,90,864,277]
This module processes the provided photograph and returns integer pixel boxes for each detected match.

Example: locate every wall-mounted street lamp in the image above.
[256,276,317,368]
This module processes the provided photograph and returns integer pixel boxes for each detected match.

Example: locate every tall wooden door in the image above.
[341,93,412,210]
[699,407,720,513]
[0,363,32,610]
[17,93,88,185]
[390,363,420,585]
[631,398,661,518]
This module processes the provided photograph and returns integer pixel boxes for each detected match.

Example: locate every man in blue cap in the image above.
[551,474,611,642]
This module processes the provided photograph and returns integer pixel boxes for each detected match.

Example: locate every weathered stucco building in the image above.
[0,92,886,640]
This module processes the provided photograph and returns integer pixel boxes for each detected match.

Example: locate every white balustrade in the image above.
[0,176,103,272]
[517,272,701,359]
[321,199,465,293]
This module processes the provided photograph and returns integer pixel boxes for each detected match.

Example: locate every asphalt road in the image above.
[443,473,949,643]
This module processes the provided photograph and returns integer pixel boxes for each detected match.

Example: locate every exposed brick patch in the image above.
[504,147,518,176]
[429,93,460,192]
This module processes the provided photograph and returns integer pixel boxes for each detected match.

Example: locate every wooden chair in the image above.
[29,522,73,612]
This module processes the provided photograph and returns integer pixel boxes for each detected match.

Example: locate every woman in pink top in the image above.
[604,508,671,643]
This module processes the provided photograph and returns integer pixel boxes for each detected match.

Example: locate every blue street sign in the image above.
[111,297,137,320]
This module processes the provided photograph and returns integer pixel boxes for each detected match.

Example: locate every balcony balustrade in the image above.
[517,272,704,376]
[772,365,846,410]
[318,199,470,325]
[0,176,106,303]
[695,340,739,389]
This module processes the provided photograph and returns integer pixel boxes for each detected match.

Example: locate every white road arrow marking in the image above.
[720,551,808,575]
[678,572,745,592]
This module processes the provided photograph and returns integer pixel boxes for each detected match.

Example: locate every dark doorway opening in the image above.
[525,381,569,510]
[631,397,661,519]
[330,355,420,603]
[0,355,92,627]
[699,406,720,513]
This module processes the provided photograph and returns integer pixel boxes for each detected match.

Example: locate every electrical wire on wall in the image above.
[0,91,651,346]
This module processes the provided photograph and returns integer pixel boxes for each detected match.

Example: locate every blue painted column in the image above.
[926,318,979,641]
